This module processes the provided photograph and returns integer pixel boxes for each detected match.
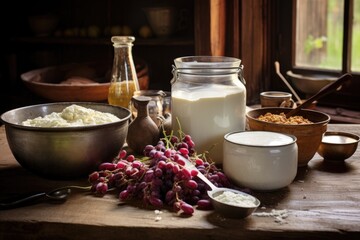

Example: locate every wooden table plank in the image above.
[0,124,360,239]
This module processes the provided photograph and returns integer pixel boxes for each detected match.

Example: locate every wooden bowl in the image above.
[317,131,359,162]
[246,107,330,167]
[21,60,149,102]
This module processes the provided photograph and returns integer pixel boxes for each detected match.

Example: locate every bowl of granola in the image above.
[246,107,330,167]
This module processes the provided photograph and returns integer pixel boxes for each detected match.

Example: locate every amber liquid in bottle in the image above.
[108,81,137,108]
[108,36,139,109]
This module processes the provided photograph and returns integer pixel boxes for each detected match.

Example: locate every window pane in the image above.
[352,0,360,72]
[295,0,344,70]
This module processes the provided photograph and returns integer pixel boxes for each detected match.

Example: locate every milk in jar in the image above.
[171,56,246,164]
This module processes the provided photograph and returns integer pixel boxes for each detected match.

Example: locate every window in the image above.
[285,0,360,111]
[211,1,359,111]
[295,0,359,72]
[351,0,360,72]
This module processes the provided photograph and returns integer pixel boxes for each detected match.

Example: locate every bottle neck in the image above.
[113,45,133,61]
[137,104,149,117]
[111,44,138,83]
[133,96,151,117]
[111,36,135,46]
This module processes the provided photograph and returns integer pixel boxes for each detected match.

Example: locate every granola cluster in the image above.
[257,112,313,124]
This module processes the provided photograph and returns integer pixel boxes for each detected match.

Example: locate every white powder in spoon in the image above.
[213,191,258,208]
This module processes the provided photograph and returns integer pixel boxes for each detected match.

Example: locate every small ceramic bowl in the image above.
[223,131,298,191]
[317,131,359,162]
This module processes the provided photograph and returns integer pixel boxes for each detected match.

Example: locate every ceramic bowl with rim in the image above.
[0,102,131,179]
[317,131,359,162]
[260,91,293,108]
[21,60,149,102]
[143,7,176,37]
[246,107,330,167]
[286,71,338,96]
[223,131,298,191]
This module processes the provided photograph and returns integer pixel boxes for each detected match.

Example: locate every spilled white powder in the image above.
[213,191,258,208]
[253,209,289,224]
[154,209,163,222]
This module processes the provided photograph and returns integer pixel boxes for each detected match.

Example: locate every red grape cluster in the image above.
[88,132,235,215]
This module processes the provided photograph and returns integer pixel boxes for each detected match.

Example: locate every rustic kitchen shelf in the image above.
[9,36,194,46]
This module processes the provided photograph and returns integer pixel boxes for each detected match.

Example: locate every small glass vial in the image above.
[108,36,140,109]
[171,56,246,164]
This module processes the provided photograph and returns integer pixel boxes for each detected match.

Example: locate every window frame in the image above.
[194,0,359,110]
[279,0,360,110]
[291,0,355,73]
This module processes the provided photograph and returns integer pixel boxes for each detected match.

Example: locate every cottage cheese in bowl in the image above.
[1,102,131,179]
[22,104,120,127]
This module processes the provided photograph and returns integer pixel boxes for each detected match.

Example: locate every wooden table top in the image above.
[0,124,360,240]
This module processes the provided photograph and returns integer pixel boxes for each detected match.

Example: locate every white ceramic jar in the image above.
[223,131,298,191]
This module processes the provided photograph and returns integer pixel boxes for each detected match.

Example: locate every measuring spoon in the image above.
[181,156,260,218]
[0,187,71,210]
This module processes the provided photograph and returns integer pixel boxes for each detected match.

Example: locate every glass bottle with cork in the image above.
[108,36,140,109]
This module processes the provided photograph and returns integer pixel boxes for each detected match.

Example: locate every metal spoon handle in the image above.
[181,156,218,191]
[193,169,218,191]
[0,192,46,209]
[285,73,352,118]
[0,186,88,210]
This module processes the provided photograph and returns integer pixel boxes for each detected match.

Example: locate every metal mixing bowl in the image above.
[1,102,131,179]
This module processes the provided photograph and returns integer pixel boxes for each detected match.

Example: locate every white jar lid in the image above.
[225,131,296,147]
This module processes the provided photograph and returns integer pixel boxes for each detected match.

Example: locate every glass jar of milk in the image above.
[171,56,246,164]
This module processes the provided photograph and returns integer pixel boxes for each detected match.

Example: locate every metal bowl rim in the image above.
[1,102,131,131]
